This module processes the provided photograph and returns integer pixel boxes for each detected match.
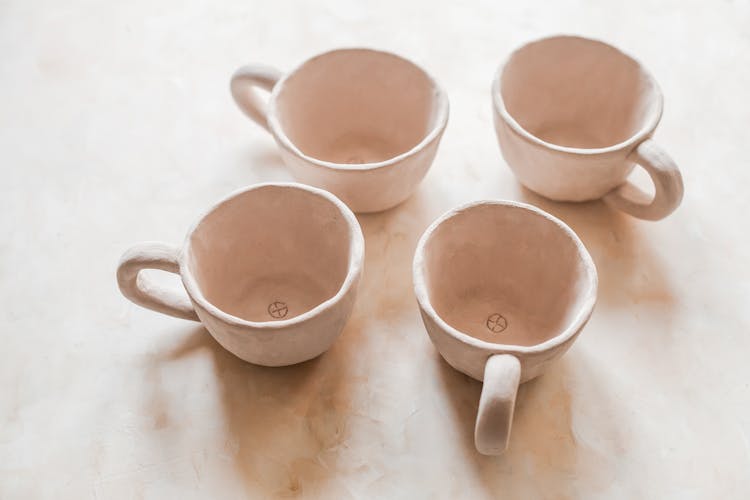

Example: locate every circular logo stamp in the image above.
[486,313,507,333]
[268,301,288,319]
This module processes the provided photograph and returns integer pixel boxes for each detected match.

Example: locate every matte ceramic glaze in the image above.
[413,200,598,454]
[117,183,364,367]
[231,48,449,213]
[492,35,683,221]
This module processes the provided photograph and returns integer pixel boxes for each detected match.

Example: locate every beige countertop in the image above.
[2,0,749,498]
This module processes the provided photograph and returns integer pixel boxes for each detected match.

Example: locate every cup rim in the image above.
[412,199,598,354]
[491,34,664,156]
[178,182,364,329]
[266,47,450,171]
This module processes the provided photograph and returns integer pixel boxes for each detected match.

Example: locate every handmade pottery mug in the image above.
[492,35,684,221]
[413,200,597,454]
[116,183,364,366]
[231,48,449,213]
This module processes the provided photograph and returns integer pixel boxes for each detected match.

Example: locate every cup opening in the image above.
[498,36,661,150]
[418,202,595,347]
[184,185,355,323]
[272,48,446,166]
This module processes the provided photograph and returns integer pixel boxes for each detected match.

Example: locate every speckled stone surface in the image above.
[1,0,749,498]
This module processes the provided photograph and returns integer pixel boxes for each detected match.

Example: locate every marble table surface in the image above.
[2,0,749,498]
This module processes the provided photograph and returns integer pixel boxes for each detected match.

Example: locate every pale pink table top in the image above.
[1,0,749,498]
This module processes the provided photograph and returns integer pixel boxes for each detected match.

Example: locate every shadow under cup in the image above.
[185,185,353,323]
[500,36,661,149]
[271,49,443,164]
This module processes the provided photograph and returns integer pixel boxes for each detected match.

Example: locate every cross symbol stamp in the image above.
[268,301,288,319]
[486,313,507,333]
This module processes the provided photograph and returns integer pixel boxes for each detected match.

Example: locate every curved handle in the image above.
[604,138,684,221]
[116,242,199,321]
[230,64,283,132]
[474,354,521,455]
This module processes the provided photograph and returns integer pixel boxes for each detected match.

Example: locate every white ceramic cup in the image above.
[117,183,364,367]
[492,35,684,221]
[231,48,449,213]
[413,200,597,454]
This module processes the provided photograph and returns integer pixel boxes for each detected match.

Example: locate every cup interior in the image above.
[418,203,595,347]
[272,49,446,165]
[185,185,355,323]
[498,36,661,149]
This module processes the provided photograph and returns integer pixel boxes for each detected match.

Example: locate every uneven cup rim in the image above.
[491,34,663,156]
[412,199,598,355]
[267,47,450,171]
[179,182,364,330]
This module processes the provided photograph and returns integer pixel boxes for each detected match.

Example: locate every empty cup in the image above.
[231,48,449,213]
[413,200,597,454]
[117,183,364,366]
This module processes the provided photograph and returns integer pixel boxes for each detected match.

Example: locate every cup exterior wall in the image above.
[274,129,444,213]
[418,306,585,384]
[186,270,361,367]
[493,111,637,202]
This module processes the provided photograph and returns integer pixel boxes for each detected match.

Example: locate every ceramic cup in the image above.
[231,48,449,213]
[116,183,364,367]
[492,35,684,221]
[413,200,597,454]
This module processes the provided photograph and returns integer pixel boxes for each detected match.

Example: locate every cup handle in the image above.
[116,242,199,321]
[603,138,684,221]
[474,354,521,455]
[230,64,283,132]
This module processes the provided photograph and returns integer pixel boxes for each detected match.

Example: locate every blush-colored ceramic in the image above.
[492,35,684,221]
[231,48,449,213]
[116,183,364,367]
[413,200,598,454]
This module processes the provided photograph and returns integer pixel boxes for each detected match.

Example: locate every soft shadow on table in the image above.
[354,186,439,331]
[437,350,620,495]
[156,324,364,497]
[245,146,286,170]
[519,187,676,310]
[240,146,292,181]
[142,167,442,495]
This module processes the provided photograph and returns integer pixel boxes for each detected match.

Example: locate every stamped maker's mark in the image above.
[486,313,508,333]
[268,301,288,319]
